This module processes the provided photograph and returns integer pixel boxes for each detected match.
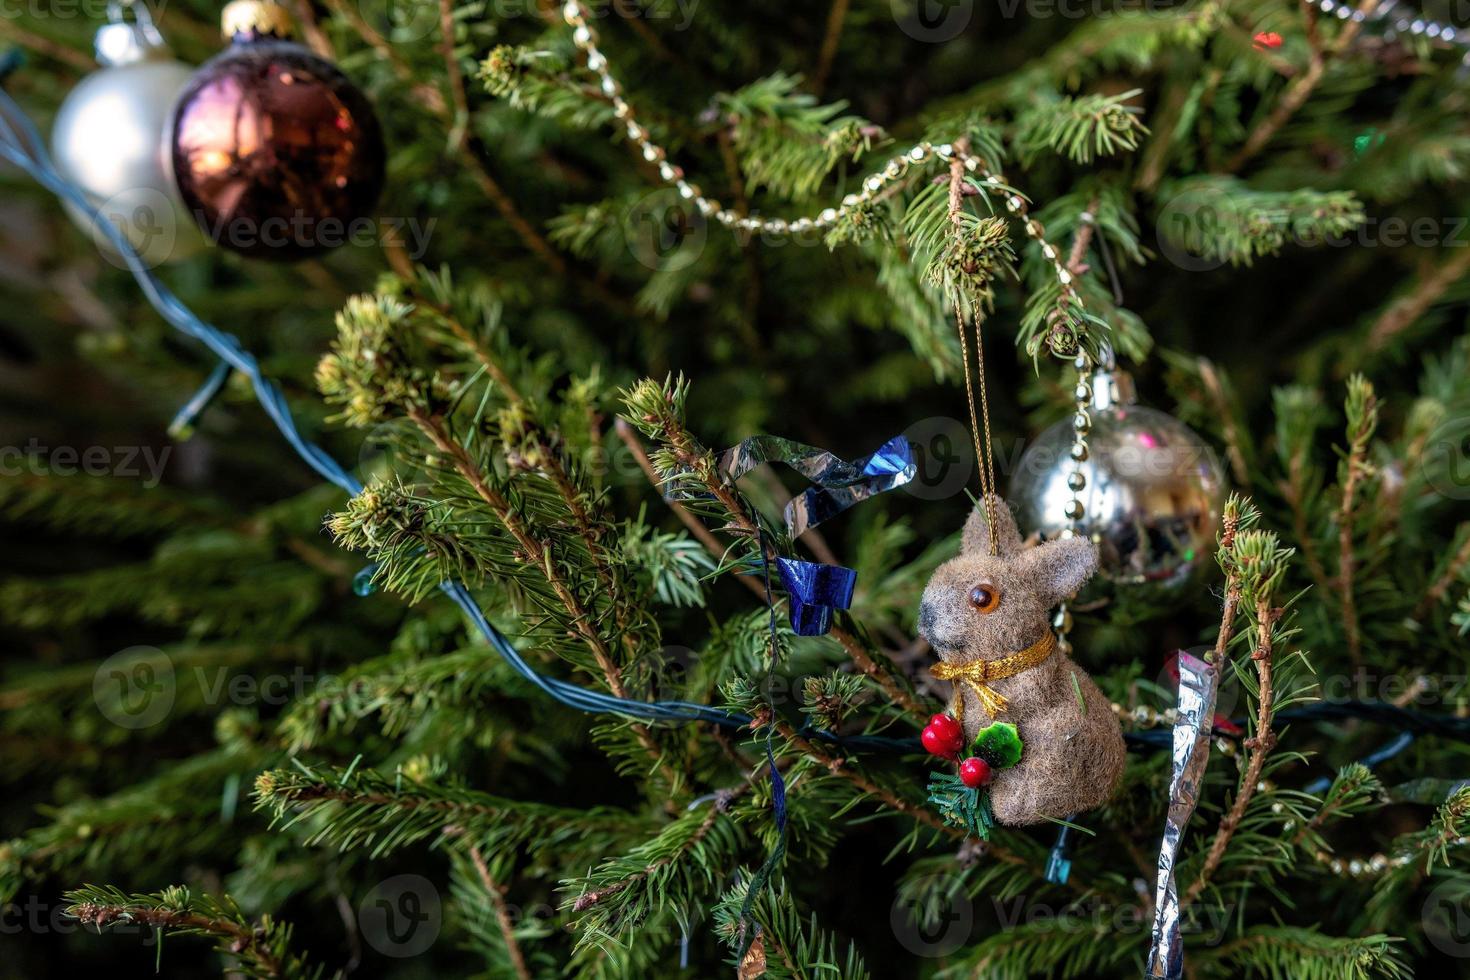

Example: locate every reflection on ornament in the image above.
[169,0,385,260]
[50,3,204,266]
[1010,366,1227,590]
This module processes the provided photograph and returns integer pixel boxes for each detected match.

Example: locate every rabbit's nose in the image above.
[917,600,937,639]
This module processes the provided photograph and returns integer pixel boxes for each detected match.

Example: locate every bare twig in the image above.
[1197,358,1250,488]
[1415,529,1470,620]
[1066,197,1101,277]
[812,0,851,94]
[461,840,533,980]
[1363,246,1470,356]
[1276,465,1331,590]
[0,23,95,71]
[438,0,470,153]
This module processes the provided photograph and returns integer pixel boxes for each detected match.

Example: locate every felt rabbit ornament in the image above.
[917,494,1125,828]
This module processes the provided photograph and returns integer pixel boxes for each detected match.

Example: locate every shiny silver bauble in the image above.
[1010,368,1227,590]
[50,18,204,266]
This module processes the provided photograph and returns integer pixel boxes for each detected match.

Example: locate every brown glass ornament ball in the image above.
[171,39,385,260]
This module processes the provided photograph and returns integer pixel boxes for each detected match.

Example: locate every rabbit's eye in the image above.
[968,582,1001,613]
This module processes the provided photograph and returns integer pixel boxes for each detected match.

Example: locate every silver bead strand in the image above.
[1053,350,1092,658]
[561,0,1088,298]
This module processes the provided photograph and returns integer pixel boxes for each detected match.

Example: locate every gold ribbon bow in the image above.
[930,632,1058,722]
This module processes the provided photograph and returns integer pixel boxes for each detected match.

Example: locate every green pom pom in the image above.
[971,721,1023,768]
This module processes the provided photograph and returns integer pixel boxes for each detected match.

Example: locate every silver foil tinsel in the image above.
[1147,650,1219,979]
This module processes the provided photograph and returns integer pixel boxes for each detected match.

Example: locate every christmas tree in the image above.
[3,0,1470,976]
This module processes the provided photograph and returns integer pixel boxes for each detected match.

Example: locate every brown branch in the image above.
[438,0,471,153]
[287,0,336,59]
[767,718,1093,895]
[1184,584,1279,907]
[646,409,933,720]
[1225,0,1379,172]
[1364,246,1470,356]
[68,903,284,977]
[615,419,754,592]
[617,421,932,716]
[462,841,533,980]
[749,465,840,566]
[946,137,970,226]
[1066,197,1101,277]
[411,408,628,693]
[0,23,95,72]
[1415,528,1470,619]
[430,306,643,660]
[1197,358,1250,488]
[829,626,930,718]
[812,0,851,94]
[1337,411,1373,665]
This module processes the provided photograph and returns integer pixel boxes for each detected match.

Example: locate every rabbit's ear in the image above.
[1020,535,1098,604]
[962,494,1023,555]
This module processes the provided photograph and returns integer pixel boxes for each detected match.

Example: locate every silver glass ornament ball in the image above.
[50,6,204,266]
[1010,367,1227,589]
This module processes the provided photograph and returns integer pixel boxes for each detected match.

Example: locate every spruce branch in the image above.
[1155,176,1365,267]
[1225,0,1381,172]
[406,406,632,694]
[1336,375,1379,664]
[714,877,870,979]
[321,0,632,314]
[620,376,931,721]
[1,748,260,904]
[940,914,1135,978]
[254,764,641,866]
[716,72,879,200]
[411,282,656,660]
[354,403,684,792]
[1199,927,1409,980]
[1289,764,1382,854]
[1273,386,1333,591]
[1184,499,1292,906]
[564,792,748,947]
[65,885,322,980]
[1013,90,1147,165]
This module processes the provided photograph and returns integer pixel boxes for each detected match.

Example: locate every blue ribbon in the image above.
[686,433,914,635]
[776,558,856,636]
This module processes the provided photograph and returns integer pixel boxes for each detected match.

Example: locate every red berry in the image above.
[921,725,959,758]
[1252,31,1283,50]
[927,714,962,743]
[921,714,964,758]
[959,757,992,788]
